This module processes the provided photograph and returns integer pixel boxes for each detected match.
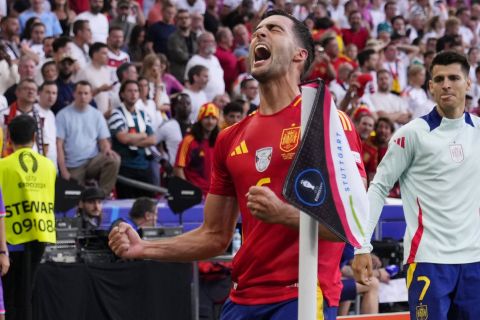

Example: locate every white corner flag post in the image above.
[298,85,319,320]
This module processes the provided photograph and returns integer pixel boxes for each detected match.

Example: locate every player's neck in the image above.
[258,79,300,115]
[436,105,464,119]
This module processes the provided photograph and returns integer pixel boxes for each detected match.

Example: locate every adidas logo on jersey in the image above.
[394,137,405,148]
[230,141,249,156]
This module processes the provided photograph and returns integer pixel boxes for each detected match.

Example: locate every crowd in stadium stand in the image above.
[0,0,479,317]
[2,0,480,200]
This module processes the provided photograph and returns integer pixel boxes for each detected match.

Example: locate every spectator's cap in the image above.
[356,73,374,97]
[352,105,372,123]
[377,22,393,35]
[118,0,130,8]
[197,103,220,121]
[365,39,386,52]
[80,187,106,201]
[60,54,76,63]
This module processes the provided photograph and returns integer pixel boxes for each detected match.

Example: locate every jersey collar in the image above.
[421,106,475,131]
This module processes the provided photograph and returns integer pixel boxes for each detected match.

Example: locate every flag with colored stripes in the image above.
[283,80,370,247]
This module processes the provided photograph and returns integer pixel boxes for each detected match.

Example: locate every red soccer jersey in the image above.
[175,135,215,195]
[210,96,366,305]
[341,28,370,51]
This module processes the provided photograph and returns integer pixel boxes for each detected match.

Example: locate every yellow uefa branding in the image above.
[0,149,56,245]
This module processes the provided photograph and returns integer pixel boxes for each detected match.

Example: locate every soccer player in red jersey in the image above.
[109,10,366,319]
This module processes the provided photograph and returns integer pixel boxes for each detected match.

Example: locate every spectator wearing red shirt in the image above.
[174,103,220,195]
[306,43,336,84]
[215,27,244,93]
[341,10,370,51]
[362,117,393,181]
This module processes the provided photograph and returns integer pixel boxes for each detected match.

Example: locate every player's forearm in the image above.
[355,184,388,253]
[139,225,232,261]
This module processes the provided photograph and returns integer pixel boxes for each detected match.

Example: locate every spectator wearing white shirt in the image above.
[0,79,52,157]
[75,0,109,43]
[184,32,225,101]
[26,22,46,60]
[176,0,206,14]
[75,42,114,115]
[156,93,192,166]
[183,64,209,122]
[106,27,130,82]
[456,7,476,49]
[0,16,21,62]
[140,53,171,114]
[36,81,58,166]
[469,65,480,105]
[137,76,165,134]
[69,20,91,69]
[111,62,139,110]
[329,62,354,105]
[467,47,479,83]
[369,69,411,127]
[381,42,408,94]
[0,42,19,95]
[404,64,434,119]
[327,0,346,25]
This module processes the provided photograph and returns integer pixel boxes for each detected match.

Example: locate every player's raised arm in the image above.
[109,194,239,261]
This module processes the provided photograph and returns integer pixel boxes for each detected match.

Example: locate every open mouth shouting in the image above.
[253,44,272,67]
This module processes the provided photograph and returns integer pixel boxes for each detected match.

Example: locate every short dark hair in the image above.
[262,10,314,78]
[375,117,395,133]
[52,36,72,53]
[119,79,139,95]
[116,62,134,82]
[74,80,92,91]
[73,19,88,35]
[320,36,336,49]
[430,51,470,77]
[391,15,405,25]
[376,69,390,77]
[8,115,36,145]
[39,80,57,92]
[240,77,256,89]
[456,6,469,17]
[41,60,56,75]
[31,22,45,31]
[357,49,376,67]
[188,65,208,84]
[129,197,157,220]
[223,100,245,115]
[16,79,37,93]
[89,42,108,58]
[176,8,189,16]
[109,26,124,34]
[384,1,396,11]
[348,10,361,19]
[43,36,54,44]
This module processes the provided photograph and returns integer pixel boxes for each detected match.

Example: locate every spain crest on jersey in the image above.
[283,79,370,248]
[280,127,300,152]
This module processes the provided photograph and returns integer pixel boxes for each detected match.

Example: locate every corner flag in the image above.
[283,79,369,248]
